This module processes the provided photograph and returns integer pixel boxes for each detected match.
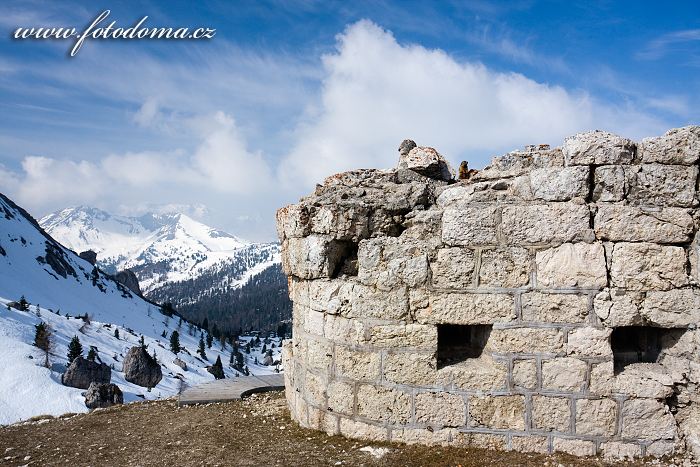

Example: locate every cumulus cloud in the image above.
[278,21,668,188]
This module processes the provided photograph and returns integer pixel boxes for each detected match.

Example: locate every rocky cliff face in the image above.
[277,127,700,461]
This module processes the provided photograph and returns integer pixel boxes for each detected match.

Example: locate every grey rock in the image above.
[84,382,123,409]
[123,346,162,388]
[62,357,111,389]
[173,358,187,371]
[398,146,454,181]
[79,250,97,266]
[398,139,417,156]
[115,269,142,296]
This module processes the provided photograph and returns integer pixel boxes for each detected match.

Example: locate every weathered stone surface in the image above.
[62,357,111,390]
[347,284,408,320]
[453,432,507,450]
[447,356,507,391]
[501,203,592,245]
[418,293,515,324]
[621,399,677,440]
[478,247,530,288]
[309,205,369,241]
[442,206,499,246]
[358,237,429,290]
[356,385,411,424]
[431,247,475,288]
[552,438,597,456]
[84,382,123,409]
[563,130,635,165]
[588,361,614,395]
[592,166,630,202]
[529,166,589,201]
[541,358,587,391]
[512,359,537,389]
[469,395,525,430]
[640,289,700,326]
[327,381,354,415]
[393,427,455,446]
[566,327,612,357]
[324,314,364,345]
[399,146,454,181]
[521,292,588,323]
[536,243,607,289]
[366,323,436,349]
[122,346,162,388]
[115,269,142,296]
[276,204,311,240]
[613,364,675,399]
[307,279,353,314]
[487,328,564,353]
[594,205,693,243]
[627,164,698,207]
[383,352,442,387]
[532,396,570,432]
[575,398,617,437]
[473,148,564,181]
[610,243,687,291]
[339,418,388,442]
[639,126,700,165]
[511,435,549,454]
[593,288,644,327]
[303,371,328,406]
[282,236,353,279]
[306,339,333,372]
[335,346,379,381]
[414,392,466,427]
[600,441,642,461]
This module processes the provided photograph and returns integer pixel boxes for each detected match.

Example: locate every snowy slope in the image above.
[40,206,280,294]
[0,193,281,425]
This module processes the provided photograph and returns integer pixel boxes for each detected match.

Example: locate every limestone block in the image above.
[641,289,700,327]
[592,166,631,202]
[356,385,411,425]
[442,206,499,246]
[415,392,466,427]
[621,399,677,440]
[348,284,408,320]
[282,235,351,279]
[610,243,687,291]
[339,418,389,442]
[627,164,698,207]
[308,279,354,314]
[306,338,333,372]
[302,307,325,337]
[594,205,693,243]
[645,440,676,457]
[478,247,530,288]
[536,243,607,289]
[383,352,443,387]
[575,398,617,437]
[335,346,380,381]
[472,148,564,181]
[418,293,515,324]
[322,412,339,436]
[447,356,508,391]
[613,364,674,399]
[276,204,310,240]
[399,146,454,181]
[521,292,588,323]
[529,166,589,201]
[358,237,429,290]
[309,204,369,241]
[593,289,644,327]
[532,396,570,432]
[487,328,564,353]
[304,371,328,407]
[409,288,430,313]
[366,323,437,349]
[563,130,635,165]
[431,247,476,288]
[566,327,612,358]
[469,395,525,430]
[392,427,455,446]
[541,358,587,391]
[453,432,507,450]
[511,435,549,454]
[327,380,354,415]
[601,441,642,461]
[512,359,537,389]
[552,438,597,456]
[288,278,309,306]
[589,361,614,395]
[501,203,592,245]
[323,314,364,345]
[639,126,700,165]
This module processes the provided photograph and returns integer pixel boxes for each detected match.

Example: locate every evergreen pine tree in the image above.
[114,328,120,339]
[262,343,267,353]
[18,295,29,311]
[206,332,213,349]
[209,355,224,379]
[229,349,234,365]
[161,330,167,338]
[86,347,97,362]
[139,335,146,349]
[198,334,207,360]
[67,336,83,363]
[245,342,251,354]
[34,322,50,352]
[170,330,181,354]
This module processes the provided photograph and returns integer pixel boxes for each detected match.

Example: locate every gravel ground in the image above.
[0,392,687,466]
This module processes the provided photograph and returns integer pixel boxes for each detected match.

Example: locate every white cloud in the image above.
[278,20,668,188]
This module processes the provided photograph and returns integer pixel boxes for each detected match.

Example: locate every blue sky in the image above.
[0,1,698,240]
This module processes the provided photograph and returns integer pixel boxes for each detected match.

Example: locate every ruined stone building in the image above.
[277,127,700,460]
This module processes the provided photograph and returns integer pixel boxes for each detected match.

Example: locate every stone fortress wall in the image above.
[276,127,700,460]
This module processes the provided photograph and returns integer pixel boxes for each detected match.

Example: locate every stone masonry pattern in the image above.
[276,127,700,461]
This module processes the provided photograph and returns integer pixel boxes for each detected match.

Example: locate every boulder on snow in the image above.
[62,357,111,389]
[79,250,98,266]
[123,346,162,388]
[262,354,274,366]
[398,145,454,181]
[173,358,187,371]
[114,269,142,296]
[85,382,123,409]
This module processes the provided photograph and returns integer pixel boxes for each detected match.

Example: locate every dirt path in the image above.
[0,392,675,466]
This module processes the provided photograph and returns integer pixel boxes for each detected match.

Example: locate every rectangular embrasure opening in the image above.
[611,326,686,374]
[437,324,491,369]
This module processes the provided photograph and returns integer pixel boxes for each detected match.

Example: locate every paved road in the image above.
[177,373,285,406]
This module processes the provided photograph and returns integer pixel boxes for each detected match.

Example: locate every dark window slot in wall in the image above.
[611,326,686,374]
[437,324,491,369]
